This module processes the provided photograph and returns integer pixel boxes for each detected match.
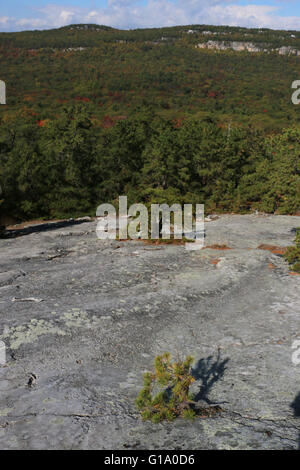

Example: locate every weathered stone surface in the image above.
[0,214,299,449]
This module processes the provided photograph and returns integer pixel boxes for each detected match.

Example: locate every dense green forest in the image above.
[2,24,300,131]
[0,24,299,223]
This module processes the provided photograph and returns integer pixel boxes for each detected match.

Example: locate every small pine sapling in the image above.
[136,353,196,423]
[284,228,300,273]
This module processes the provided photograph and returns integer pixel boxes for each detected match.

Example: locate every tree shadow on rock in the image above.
[290,392,300,450]
[192,349,230,405]
[2,218,92,239]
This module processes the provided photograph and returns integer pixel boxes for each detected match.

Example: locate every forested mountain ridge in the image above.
[1,23,300,130]
[2,23,300,49]
[0,24,299,223]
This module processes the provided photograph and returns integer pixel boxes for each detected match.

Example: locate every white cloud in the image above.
[1,1,300,32]
[0,17,10,26]
[206,4,300,29]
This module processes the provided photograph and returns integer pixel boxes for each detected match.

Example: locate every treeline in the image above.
[0,105,299,223]
[1,23,300,49]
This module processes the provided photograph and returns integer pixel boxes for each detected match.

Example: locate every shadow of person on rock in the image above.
[290,392,300,450]
[192,348,230,405]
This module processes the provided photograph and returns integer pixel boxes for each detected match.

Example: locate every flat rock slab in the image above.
[0,214,300,449]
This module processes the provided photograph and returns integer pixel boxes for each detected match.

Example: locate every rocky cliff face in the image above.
[196,40,300,55]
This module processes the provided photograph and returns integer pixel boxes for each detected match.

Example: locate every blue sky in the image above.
[2,1,300,32]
